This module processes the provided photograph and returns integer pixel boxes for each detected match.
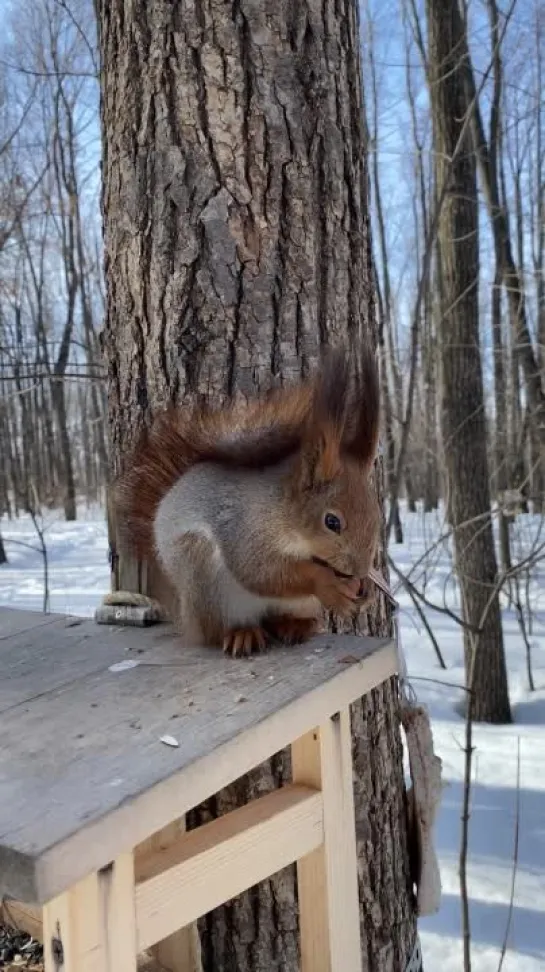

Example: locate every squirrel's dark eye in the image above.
[324,513,342,534]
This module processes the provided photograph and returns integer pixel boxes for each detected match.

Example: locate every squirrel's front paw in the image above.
[265,616,320,645]
[223,626,268,658]
[315,573,366,618]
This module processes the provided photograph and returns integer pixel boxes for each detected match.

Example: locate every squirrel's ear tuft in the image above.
[296,347,349,489]
[341,341,380,469]
[297,425,342,489]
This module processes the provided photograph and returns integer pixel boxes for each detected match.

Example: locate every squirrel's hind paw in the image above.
[265,616,320,645]
[223,626,268,658]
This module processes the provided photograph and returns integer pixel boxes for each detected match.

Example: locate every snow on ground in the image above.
[1,502,544,971]
[0,504,109,616]
[395,508,545,972]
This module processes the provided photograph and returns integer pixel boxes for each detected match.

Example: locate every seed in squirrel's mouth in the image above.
[312,556,353,580]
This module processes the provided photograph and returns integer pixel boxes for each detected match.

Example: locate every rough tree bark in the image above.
[426,0,511,723]
[97,1,417,969]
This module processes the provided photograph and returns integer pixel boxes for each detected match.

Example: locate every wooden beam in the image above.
[136,820,201,972]
[100,854,138,972]
[292,713,363,972]
[135,784,323,951]
[42,855,137,972]
[292,730,331,972]
[43,872,103,972]
[319,711,362,971]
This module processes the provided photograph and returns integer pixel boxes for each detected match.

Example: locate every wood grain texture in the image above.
[0,607,396,904]
[42,856,137,972]
[0,607,59,640]
[318,713,362,971]
[292,730,331,972]
[292,718,362,972]
[136,784,323,951]
[43,872,102,972]
[100,853,138,972]
[136,818,201,972]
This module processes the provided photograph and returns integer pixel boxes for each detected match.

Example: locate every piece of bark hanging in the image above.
[401,702,443,916]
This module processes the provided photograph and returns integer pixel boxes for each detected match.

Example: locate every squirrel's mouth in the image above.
[311,555,353,580]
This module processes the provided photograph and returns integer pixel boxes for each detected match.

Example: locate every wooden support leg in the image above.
[292,710,362,972]
[145,928,201,972]
[135,819,202,972]
[43,854,137,972]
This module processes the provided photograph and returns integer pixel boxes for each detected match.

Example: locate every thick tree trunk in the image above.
[427,0,511,723]
[97,1,417,969]
[375,272,404,543]
[490,266,513,574]
[422,316,439,513]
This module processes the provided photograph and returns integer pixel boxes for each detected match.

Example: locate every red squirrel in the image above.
[115,345,381,656]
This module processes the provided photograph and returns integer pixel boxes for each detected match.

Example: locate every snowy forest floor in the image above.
[1,503,544,972]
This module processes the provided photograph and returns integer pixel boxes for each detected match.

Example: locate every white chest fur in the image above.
[154,488,320,629]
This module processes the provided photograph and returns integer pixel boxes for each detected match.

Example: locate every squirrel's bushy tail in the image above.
[115,343,380,558]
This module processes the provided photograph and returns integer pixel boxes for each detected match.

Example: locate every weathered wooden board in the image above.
[0,607,60,640]
[0,613,141,711]
[0,607,397,904]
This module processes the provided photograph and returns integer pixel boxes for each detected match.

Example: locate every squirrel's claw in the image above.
[223,626,268,658]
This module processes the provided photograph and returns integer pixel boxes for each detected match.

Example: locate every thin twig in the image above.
[460,669,475,972]
[409,675,471,693]
[513,578,535,691]
[388,556,448,667]
[26,487,49,614]
[497,737,521,972]
[389,554,479,633]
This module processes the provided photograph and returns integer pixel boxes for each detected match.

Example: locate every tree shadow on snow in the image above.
[424,779,545,959]
[420,894,545,960]
[512,693,545,724]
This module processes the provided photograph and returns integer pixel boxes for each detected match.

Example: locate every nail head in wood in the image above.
[50,936,63,968]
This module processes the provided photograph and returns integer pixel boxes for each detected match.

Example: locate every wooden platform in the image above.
[0,606,398,972]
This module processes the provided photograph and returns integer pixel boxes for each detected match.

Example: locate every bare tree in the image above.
[459,0,545,476]
[426,0,511,723]
[365,7,405,541]
[0,0,104,519]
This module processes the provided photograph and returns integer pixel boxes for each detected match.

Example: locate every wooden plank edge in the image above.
[1,786,321,960]
[136,819,201,972]
[135,784,323,951]
[0,609,60,641]
[32,637,397,903]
